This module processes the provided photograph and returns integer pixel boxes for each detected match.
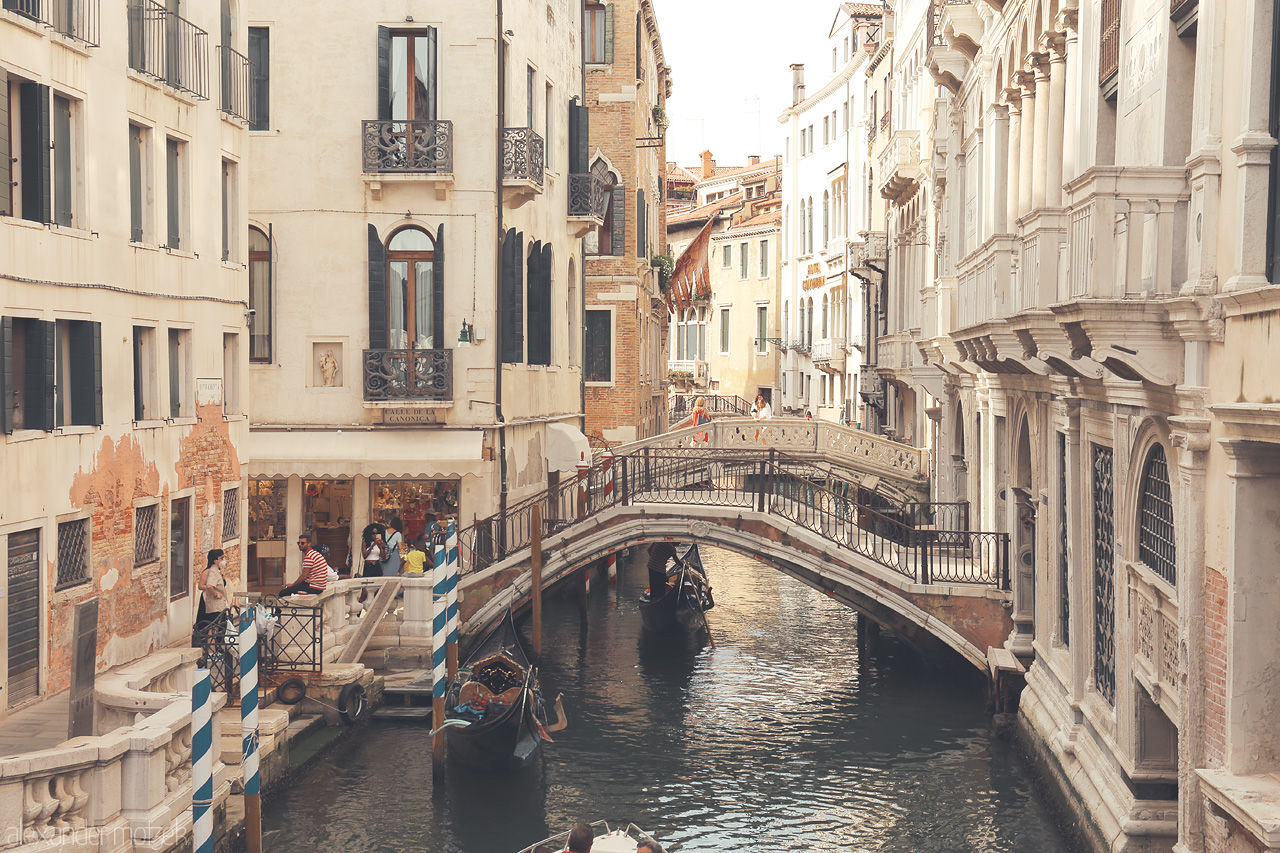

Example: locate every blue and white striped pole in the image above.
[239,610,263,852]
[191,668,213,853]
[445,520,460,680]
[431,536,448,776]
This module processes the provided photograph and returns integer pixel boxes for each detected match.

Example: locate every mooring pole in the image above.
[531,502,543,657]
[432,535,448,780]
[239,612,262,853]
[445,520,460,681]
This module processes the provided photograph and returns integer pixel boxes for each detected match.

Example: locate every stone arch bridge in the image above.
[453,420,1014,670]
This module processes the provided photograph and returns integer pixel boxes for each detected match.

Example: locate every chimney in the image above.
[790,63,805,106]
[748,155,760,166]
[700,149,716,179]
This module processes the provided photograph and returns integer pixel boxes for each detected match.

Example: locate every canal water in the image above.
[263,548,1077,852]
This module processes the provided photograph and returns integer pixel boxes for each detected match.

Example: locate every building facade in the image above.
[877,0,1280,849]
[245,0,597,588]
[582,0,672,444]
[0,0,250,706]
[779,4,885,423]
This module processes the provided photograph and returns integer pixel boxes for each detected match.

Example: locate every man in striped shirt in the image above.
[279,533,329,597]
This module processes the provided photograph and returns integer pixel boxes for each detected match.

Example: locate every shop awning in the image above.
[248,428,487,480]
[546,422,591,473]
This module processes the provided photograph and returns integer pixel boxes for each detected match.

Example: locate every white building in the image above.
[244,0,595,589]
[778,3,885,422]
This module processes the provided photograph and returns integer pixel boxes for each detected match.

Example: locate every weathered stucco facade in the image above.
[0,1,250,707]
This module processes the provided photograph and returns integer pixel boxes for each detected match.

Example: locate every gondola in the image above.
[444,611,564,772]
[638,543,712,635]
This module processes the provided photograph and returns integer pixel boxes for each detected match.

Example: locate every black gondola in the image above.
[444,611,561,772]
[638,543,712,635]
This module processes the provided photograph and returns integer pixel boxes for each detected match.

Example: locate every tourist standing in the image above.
[691,396,711,445]
[383,517,404,576]
[194,549,230,643]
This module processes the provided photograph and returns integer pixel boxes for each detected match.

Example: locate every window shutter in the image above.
[603,4,614,64]
[0,317,11,434]
[525,241,540,365]
[610,185,625,256]
[0,67,10,217]
[636,190,646,258]
[568,100,590,174]
[433,223,445,348]
[367,224,387,349]
[267,223,277,362]
[425,27,438,121]
[19,82,51,225]
[527,243,552,366]
[376,26,392,121]
[69,321,102,426]
[133,331,144,421]
[26,320,55,431]
[501,229,524,363]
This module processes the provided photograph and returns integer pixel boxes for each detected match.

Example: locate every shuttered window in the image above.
[501,228,525,363]
[0,317,56,433]
[129,123,148,242]
[584,310,611,382]
[568,99,589,174]
[248,27,270,131]
[527,243,553,366]
[0,67,9,217]
[53,320,103,428]
[585,3,610,63]
[52,94,73,227]
[19,81,51,224]
[249,227,272,362]
[165,137,184,250]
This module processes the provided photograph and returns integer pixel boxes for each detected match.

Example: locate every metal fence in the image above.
[5,0,99,44]
[127,0,209,100]
[191,598,323,700]
[218,44,254,123]
[668,393,754,424]
[459,446,1008,589]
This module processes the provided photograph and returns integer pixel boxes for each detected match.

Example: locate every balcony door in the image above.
[387,227,438,350]
[383,30,437,122]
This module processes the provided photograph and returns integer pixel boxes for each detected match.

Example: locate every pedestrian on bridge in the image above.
[691,396,710,445]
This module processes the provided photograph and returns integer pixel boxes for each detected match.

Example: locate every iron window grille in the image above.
[1137,444,1176,586]
[222,488,240,541]
[56,518,90,590]
[1092,444,1116,706]
[135,503,159,566]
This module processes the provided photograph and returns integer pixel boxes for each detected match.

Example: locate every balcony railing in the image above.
[127,0,209,100]
[568,172,609,220]
[362,120,454,174]
[813,338,847,364]
[4,0,99,45]
[503,127,545,187]
[218,44,254,123]
[363,349,453,401]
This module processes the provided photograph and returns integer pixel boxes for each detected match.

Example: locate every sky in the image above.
[653,0,848,169]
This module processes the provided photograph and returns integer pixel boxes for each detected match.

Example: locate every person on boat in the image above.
[636,841,665,853]
[646,542,681,599]
[566,823,594,853]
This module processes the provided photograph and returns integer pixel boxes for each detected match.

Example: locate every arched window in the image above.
[821,293,829,339]
[807,197,814,253]
[807,296,815,347]
[1137,444,1176,585]
[248,226,271,362]
[822,191,830,247]
[387,226,439,350]
[588,159,623,255]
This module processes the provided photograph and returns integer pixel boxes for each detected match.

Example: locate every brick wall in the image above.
[1204,563,1228,769]
[1204,802,1266,853]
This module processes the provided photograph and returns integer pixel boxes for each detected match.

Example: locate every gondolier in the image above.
[646,541,681,598]
[639,543,715,635]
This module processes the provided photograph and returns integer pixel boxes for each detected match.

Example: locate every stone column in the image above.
[1005,89,1023,228]
[1031,53,1051,210]
[1017,72,1036,217]
[1060,11,1080,188]
[1046,38,1067,207]
[988,102,1010,235]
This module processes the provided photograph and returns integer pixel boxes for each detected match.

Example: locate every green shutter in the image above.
[433,223,445,348]
[610,185,625,256]
[133,328,144,421]
[568,100,590,174]
[0,317,11,434]
[501,229,524,364]
[26,320,55,431]
[0,67,10,218]
[377,27,392,121]
[69,321,102,426]
[603,4,614,65]
[368,224,387,349]
[19,82,51,225]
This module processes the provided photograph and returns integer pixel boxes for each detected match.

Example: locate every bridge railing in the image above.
[668,394,755,425]
[458,446,1008,589]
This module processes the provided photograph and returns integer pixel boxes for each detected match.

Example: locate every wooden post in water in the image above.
[531,502,543,657]
[431,536,448,780]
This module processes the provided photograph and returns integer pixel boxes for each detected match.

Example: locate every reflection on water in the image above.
[264,548,1075,852]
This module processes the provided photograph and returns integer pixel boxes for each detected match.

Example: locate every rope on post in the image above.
[191,668,214,853]
[239,611,260,796]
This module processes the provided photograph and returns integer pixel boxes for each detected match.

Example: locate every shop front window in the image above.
[248,478,288,590]
[305,479,353,574]
[371,479,460,545]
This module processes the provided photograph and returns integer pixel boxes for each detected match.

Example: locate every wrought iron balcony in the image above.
[568,173,609,222]
[363,349,453,402]
[218,45,254,123]
[503,127,545,187]
[127,0,209,100]
[362,120,454,174]
[5,0,99,45]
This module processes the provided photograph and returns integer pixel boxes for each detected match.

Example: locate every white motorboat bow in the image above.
[515,821,663,853]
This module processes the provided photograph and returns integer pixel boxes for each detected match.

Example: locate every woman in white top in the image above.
[752,395,773,420]
[195,549,230,642]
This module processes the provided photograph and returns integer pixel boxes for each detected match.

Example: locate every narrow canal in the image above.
[263,548,1078,852]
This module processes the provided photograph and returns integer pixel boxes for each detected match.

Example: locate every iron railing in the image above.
[503,127,545,187]
[363,348,453,401]
[127,0,209,100]
[218,44,254,123]
[459,446,1008,589]
[56,518,90,590]
[4,0,99,45]
[669,394,755,424]
[568,172,609,219]
[193,599,324,700]
[362,120,454,174]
